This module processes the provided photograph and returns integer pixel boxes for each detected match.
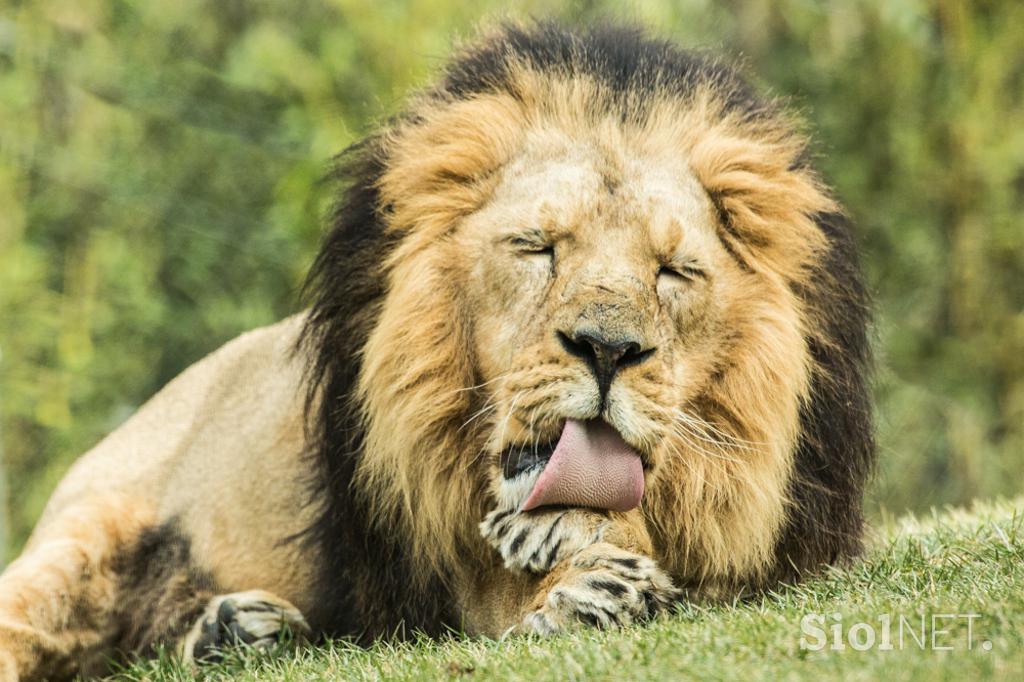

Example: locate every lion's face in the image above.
[461,131,740,481]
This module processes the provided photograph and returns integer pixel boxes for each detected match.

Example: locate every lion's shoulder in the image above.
[35,314,312,538]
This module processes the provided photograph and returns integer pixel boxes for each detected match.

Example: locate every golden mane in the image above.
[300,20,873,627]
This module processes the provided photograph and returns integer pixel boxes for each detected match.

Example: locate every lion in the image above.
[0,21,874,680]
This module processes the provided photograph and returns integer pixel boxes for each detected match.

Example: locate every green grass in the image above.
[112,499,1024,681]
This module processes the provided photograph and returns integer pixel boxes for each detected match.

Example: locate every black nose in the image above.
[558,328,654,398]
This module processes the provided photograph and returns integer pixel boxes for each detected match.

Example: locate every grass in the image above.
[111,498,1024,681]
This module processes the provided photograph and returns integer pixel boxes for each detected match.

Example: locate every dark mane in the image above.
[297,20,874,638]
[773,210,875,581]
[294,137,454,639]
[443,22,761,115]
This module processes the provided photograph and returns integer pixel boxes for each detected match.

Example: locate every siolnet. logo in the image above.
[799,612,991,652]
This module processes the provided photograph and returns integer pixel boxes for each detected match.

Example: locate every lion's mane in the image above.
[297,22,873,639]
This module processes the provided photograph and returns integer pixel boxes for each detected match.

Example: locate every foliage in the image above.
[0,0,1022,555]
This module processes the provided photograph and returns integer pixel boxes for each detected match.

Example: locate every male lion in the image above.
[0,22,873,680]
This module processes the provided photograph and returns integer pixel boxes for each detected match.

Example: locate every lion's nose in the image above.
[557,328,655,398]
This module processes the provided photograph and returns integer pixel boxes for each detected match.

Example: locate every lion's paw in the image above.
[180,590,310,663]
[520,544,678,634]
[480,508,607,574]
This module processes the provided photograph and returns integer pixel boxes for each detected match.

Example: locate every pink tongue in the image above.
[521,419,644,512]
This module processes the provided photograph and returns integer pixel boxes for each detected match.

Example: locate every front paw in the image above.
[479,507,607,574]
[180,590,310,663]
[520,543,679,634]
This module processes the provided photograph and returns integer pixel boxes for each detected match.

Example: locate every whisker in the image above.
[493,390,525,454]
[661,412,749,466]
[672,418,751,458]
[669,423,745,465]
[671,408,766,447]
[527,406,540,460]
[440,371,517,400]
[458,400,497,434]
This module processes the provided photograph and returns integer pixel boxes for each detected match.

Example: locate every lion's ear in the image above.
[671,94,835,281]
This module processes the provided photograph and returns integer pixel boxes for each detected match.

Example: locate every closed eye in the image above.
[508,235,554,256]
[658,263,706,282]
[520,244,554,256]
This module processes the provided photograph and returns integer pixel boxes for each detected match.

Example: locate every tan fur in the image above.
[0,496,156,679]
[0,32,848,679]
[360,67,834,592]
[0,317,321,679]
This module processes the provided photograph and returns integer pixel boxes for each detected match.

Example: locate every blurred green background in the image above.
[0,0,1022,561]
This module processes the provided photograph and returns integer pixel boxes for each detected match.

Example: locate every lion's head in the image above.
[301,22,873,627]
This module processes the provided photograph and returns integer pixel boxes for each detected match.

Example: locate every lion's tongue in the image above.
[521,419,644,512]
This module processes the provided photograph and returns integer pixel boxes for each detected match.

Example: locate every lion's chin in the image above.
[520,419,644,513]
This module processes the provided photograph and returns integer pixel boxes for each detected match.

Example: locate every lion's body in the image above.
[32,315,316,606]
[4,317,313,675]
[0,22,873,681]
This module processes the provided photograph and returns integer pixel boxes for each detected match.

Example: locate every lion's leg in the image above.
[0,496,156,681]
[479,507,609,574]
[177,590,310,663]
[479,506,679,634]
[0,497,311,679]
